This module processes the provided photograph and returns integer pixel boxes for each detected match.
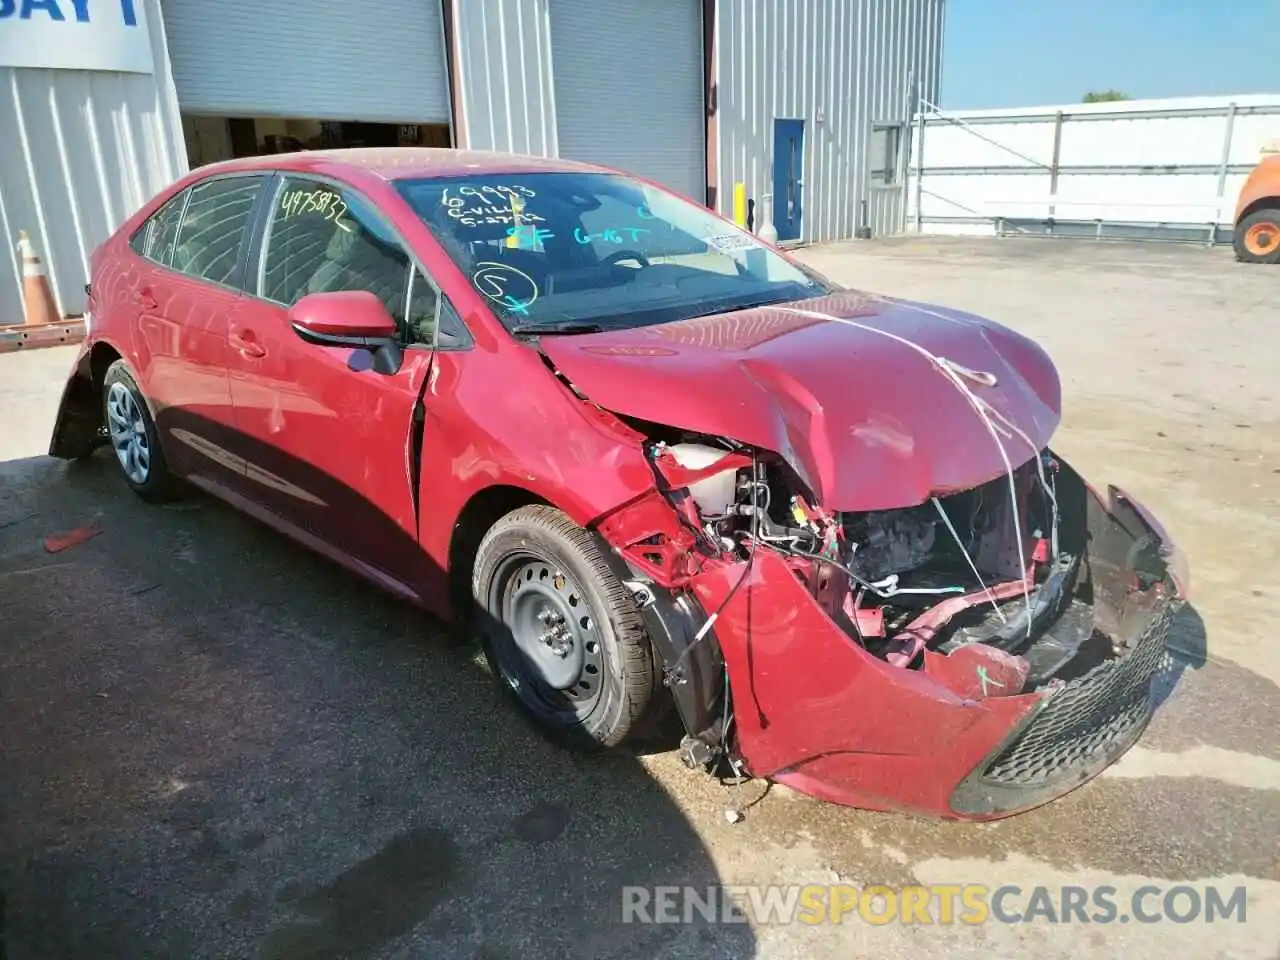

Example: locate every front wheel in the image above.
[472,505,658,749]
[1234,207,1280,264]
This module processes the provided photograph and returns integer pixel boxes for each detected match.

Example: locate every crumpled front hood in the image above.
[539,290,1062,512]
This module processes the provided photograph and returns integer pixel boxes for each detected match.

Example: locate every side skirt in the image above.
[184,473,425,606]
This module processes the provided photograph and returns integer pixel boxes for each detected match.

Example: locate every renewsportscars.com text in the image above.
[621,883,1250,926]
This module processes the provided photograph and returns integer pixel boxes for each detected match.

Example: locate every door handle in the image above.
[229,331,266,358]
[138,289,159,311]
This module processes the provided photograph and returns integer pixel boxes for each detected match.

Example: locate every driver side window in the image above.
[260,176,414,337]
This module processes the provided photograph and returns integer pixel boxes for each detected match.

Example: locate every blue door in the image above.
[772,118,805,241]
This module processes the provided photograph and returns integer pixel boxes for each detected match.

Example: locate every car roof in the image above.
[189,147,613,183]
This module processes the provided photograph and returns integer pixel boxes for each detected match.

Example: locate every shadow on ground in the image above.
[0,453,756,960]
[1151,602,1207,711]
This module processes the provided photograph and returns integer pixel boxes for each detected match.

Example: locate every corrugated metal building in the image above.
[0,0,187,330]
[1,0,944,327]
[715,0,945,242]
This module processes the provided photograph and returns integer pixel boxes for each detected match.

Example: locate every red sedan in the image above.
[49,149,1187,820]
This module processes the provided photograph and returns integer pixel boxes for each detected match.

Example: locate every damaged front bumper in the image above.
[684,467,1186,821]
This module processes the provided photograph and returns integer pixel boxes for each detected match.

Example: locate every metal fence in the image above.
[905,94,1280,244]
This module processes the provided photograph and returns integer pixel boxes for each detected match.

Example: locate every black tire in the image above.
[1234,207,1280,264]
[472,504,658,749]
[101,360,178,502]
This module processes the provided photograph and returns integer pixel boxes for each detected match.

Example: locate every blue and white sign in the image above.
[0,0,153,73]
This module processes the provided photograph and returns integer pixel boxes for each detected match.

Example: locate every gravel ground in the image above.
[1,235,1277,959]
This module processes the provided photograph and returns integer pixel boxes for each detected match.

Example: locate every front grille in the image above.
[949,598,1183,816]
[980,600,1180,787]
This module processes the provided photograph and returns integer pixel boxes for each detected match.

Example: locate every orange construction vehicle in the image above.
[1234,154,1280,264]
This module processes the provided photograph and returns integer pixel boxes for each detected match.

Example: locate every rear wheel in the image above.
[102,361,177,501]
[472,505,657,749]
[1234,207,1280,264]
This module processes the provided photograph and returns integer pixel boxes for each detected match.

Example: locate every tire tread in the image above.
[473,504,658,748]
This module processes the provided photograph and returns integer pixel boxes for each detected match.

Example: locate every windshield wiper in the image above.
[510,321,604,336]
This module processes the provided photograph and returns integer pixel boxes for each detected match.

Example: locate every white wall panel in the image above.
[0,0,185,326]
[1231,114,1280,163]
[1057,116,1227,168]
[923,121,1054,169]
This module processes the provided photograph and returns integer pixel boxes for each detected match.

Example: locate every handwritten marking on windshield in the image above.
[447,207,547,227]
[573,227,651,245]
[443,185,543,227]
[507,225,555,245]
[472,261,539,314]
[447,206,547,227]
[501,295,531,316]
[457,184,537,199]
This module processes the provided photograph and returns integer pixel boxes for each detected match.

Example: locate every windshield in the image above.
[395,172,830,332]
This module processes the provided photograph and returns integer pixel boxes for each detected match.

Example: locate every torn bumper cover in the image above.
[48,339,106,460]
[685,473,1186,821]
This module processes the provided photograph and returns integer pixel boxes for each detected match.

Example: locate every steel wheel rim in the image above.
[489,551,606,722]
[105,382,151,485]
[1245,221,1278,255]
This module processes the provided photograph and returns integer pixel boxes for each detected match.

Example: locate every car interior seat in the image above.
[171,208,240,284]
[303,217,407,320]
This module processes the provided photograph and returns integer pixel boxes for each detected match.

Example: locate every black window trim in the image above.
[129,187,191,269]
[128,170,270,294]
[247,171,473,352]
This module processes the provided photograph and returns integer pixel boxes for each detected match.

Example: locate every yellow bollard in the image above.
[732,182,747,227]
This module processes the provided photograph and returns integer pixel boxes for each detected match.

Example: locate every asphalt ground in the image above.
[1,235,1277,959]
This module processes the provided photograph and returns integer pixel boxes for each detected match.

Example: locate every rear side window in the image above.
[129,191,188,267]
[171,176,265,287]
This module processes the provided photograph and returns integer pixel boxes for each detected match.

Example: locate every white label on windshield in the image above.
[704,232,756,254]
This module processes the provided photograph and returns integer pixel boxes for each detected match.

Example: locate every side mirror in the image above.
[289,290,403,374]
[290,290,398,341]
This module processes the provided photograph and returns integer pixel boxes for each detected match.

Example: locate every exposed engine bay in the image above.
[550,289,1186,820]
[644,431,1129,699]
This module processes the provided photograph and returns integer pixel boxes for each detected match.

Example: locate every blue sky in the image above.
[943,0,1280,109]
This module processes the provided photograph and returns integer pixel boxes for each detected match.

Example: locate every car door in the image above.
[224,174,443,591]
[127,173,269,484]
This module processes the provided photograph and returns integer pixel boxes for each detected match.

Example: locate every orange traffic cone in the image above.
[18,230,59,327]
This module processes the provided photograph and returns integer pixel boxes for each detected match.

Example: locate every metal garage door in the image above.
[160,0,451,123]
[549,0,705,202]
